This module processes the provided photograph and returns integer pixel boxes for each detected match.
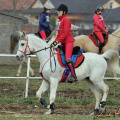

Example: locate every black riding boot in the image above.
[98,43,104,54]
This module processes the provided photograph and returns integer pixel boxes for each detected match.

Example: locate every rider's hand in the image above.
[105,28,109,33]
[50,41,58,47]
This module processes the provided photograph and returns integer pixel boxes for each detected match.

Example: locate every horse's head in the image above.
[16,32,31,61]
[71,24,80,32]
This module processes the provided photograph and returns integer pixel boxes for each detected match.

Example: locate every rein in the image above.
[50,48,56,73]
[26,46,52,55]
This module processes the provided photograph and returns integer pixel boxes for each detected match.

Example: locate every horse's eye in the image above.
[21,43,24,46]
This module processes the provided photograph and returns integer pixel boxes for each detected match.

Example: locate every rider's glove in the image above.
[50,41,58,47]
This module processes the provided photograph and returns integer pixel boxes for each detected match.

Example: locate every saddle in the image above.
[89,32,108,47]
[57,46,84,82]
[57,46,84,68]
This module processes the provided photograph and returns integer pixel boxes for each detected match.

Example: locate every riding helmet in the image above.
[96,5,104,12]
[44,4,52,11]
[57,4,68,14]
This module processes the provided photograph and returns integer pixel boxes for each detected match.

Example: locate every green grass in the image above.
[0,114,120,120]
[0,62,120,119]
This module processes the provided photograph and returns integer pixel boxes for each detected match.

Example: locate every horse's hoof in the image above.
[31,75,35,77]
[99,101,106,108]
[44,109,51,115]
[47,105,50,109]
[89,112,94,115]
[100,107,105,111]
[94,109,99,115]
[16,74,20,77]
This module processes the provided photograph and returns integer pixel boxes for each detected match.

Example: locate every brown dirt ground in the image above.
[0,64,120,116]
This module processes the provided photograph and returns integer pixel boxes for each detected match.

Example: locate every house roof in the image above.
[105,7,120,22]
[22,0,109,14]
[1,0,120,14]
[0,0,36,11]
[0,11,25,19]
[79,7,120,22]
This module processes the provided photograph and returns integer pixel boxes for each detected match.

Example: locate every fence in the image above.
[0,54,120,98]
[0,54,42,98]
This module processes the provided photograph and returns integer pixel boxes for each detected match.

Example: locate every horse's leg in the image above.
[36,80,49,107]
[93,79,109,112]
[87,79,102,115]
[114,73,117,78]
[16,61,23,77]
[45,78,59,115]
[29,66,35,77]
[25,59,35,77]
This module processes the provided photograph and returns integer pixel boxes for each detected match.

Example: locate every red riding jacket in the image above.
[55,14,75,43]
[93,14,106,32]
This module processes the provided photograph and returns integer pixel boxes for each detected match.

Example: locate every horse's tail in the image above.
[10,31,22,54]
[102,49,120,74]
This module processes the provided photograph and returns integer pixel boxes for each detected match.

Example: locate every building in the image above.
[0,11,25,62]
[0,0,120,33]
[79,6,120,35]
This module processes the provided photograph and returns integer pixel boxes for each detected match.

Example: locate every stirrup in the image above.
[67,76,78,83]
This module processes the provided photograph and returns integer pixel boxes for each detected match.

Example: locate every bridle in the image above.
[18,36,31,56]
[71,25,75,31]
[18,35,57,73]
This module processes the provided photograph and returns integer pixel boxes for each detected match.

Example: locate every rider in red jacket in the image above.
[93,5,108,54]
[50,4,77,83]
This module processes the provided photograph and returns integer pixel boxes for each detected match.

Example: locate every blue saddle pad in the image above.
[59,46,83,65]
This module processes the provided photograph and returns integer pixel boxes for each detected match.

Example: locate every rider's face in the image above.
[57,11,63,17]
[98,10,103,14]
[46,9,51,14]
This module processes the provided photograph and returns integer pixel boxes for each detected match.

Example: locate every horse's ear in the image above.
[23,31,26,37]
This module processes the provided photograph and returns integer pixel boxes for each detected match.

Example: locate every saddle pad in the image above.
[60,70,69,82]
[89,33,109,47]
[57,47,84,68]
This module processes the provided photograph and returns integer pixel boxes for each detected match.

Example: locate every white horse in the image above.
[16,32,120,115]
[10,24,80,77]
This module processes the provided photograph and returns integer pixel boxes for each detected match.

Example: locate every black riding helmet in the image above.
[57,4,68,14]
[96,5,104,12]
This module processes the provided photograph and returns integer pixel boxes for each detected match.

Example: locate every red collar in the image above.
[58,14,67,21]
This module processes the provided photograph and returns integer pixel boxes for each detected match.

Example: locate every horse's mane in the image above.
[10,31,24,54]
[112,28,120,35]
[47,29,58,40]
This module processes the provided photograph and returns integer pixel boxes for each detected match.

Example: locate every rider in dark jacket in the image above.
[38,4,52,41]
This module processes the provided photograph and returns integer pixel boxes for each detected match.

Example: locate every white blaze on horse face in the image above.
[16,40,27,61]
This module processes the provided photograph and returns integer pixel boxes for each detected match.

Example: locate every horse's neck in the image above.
[48,36,56,45]
[112,29,120,36]
[28,35,51,64]
[111,29,120,43]
[48,30,58,45]
[109,30,120,44]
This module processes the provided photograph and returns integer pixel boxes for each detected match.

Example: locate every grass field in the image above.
[0,60,120,120]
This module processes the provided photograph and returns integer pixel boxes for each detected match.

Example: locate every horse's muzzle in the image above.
[16,55,24,61]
